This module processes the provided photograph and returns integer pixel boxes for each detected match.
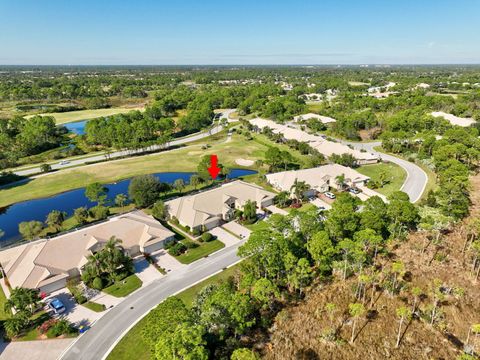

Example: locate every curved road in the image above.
[60,242,243,360]
[348,141,428,203]
[58,142,428,360]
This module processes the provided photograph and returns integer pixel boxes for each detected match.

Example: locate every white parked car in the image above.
[59,160,70,165]
[324,192,336,199]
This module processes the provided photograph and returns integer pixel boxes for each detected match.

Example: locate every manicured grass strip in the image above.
[357,162,407,197]
[82,301,106,312]
[103,275,143,297]
[174,240,225,264]
[291,202,316,213]
[176,264,240,307]
[0,283,11,321]
[106,264,241,360]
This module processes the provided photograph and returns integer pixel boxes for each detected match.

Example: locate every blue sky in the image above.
[0,0,479,65]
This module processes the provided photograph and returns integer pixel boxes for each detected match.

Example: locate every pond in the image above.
[0,169,257,247]
[63,120,87,135]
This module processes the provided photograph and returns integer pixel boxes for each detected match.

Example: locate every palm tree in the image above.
[290,179,309,205]
[102,237,126,283]
[4,287,40,315]
[4,311,29,338]
[275,191,290,208]
[335,174,346,190]
[115,193,128,209]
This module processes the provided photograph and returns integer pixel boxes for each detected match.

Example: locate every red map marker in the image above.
[207,154,221,179]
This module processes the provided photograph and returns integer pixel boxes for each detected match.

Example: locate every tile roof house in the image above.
[250,118,379,164]
[266,164,370,195]
[293,113,337,124]
[166,180,275,231]
[0,211,175,294]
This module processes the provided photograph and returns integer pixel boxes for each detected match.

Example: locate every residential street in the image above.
[348,141,428,203]
[60,242,243,360]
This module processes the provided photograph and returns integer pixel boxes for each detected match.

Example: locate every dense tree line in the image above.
[0,115,66,169]
[139,191,418,359]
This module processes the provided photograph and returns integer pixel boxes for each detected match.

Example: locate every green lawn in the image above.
[0,284,10,321]
[357,162,407,197]
[0,132,268,207]
[15,311,51,341]
[103,275,143,297]
[82,301,106,312]
[175,240,225,264]
[291,202,316,213]
[106,264,241,360]
[371,146,438,201]
[26,107,145,124]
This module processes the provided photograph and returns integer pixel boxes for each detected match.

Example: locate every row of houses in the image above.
[0,211,176,294]
[0,167,384,295]
[250,117,379,165]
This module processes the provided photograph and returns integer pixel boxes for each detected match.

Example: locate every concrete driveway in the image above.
[152,249,185,273]
[46,290,102,328]
[210,227,240,247]
[221,221,252,240]
[0,338,74,360]
[134,258,164,285]
[265,205,289,215]
[311,198,332,210]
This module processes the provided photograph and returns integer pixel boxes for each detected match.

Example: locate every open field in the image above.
[26,106,145,124]
[0,132,271,207]
[106,264,241,360]
[357,162,407,197]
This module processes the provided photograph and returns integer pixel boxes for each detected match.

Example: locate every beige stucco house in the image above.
[166,180,275,232]
[250,118,379,165]
[266,164,370,196]
[0,211,175,294]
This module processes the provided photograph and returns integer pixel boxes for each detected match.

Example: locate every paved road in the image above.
[348,141,428,203]
[13,123,224,177]
[60,242,243,360]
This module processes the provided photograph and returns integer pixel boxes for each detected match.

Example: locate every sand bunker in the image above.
[235,158,254,166]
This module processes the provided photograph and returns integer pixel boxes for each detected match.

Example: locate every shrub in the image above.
[38,319,57,334]
[192,228,201,236]
[40,163,52,173]
[201,232,213,242]
[92,277,103,290]
[151,200,167,220]
[183,240,199,249]
[171,217,179,225]
[46,319,76,338]
[168,242,187,256]
[90,205,110,220]
[164,239,177,250]
[67,279,87,304]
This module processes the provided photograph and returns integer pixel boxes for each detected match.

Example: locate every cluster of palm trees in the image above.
[3,287,41,338]
[81,236,134,289]
[274,179,311,208]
